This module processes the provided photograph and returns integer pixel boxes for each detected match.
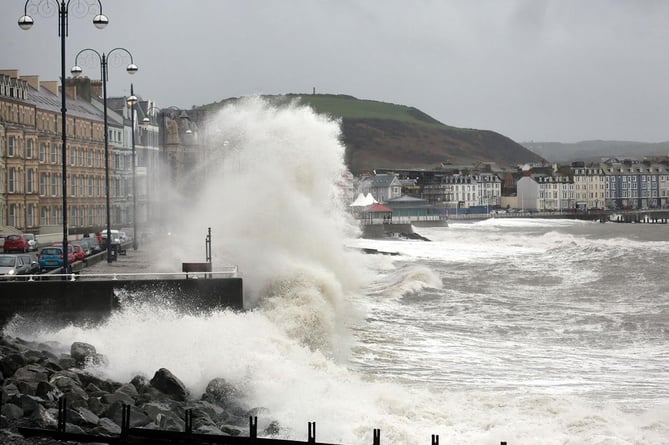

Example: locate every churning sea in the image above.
[349,218,669,444]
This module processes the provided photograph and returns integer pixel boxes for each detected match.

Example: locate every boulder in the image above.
[1,403,24,420]
[29,403,57,429]
[70,342,97,366]
[150,368,188,401]
[36,380,64,402]
[104,401,152,428]
[91,417,122,436]
[202,377,239,407]
[67,406,100,427]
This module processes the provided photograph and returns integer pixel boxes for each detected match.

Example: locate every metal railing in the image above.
[16,396,509,445]
[32,267,239,281]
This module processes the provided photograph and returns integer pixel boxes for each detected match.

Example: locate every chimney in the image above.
[21,75,40,91]
[42,80,59,96]
[65,76,98,102]
[65,83,77,100]
[90,79,103,98]
[0,69,19,78]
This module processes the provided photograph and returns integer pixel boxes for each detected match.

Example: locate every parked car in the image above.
[76,238,94,257]
[52,243,85,262]
[87,236,102,254]
[38,246,75,271]
[23,233,38,251]
[0,253,39,279]
[2,234,29,253]
[97,230,122,248]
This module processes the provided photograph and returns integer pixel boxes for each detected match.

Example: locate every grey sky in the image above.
[2,0,669,143]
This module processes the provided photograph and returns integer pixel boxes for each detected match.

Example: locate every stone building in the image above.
[0,70,108,236]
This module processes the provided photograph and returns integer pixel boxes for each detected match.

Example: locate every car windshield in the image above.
[24,234,34,241]
[42,248,61,255]
[0,256,17,266]
[6,235,20,241]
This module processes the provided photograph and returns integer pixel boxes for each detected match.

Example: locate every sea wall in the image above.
[0,277,243,327]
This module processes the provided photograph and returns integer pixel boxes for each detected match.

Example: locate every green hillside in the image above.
[200,94,543,174]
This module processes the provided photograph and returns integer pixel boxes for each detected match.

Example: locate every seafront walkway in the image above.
[78,244,157,278]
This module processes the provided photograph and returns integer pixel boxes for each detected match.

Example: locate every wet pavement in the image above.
[79,244,159,278]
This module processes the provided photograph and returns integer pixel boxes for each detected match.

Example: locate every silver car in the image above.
[22,233,38,252]
[0,254,39,280]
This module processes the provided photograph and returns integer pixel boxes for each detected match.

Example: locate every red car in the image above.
[52,243,85,262]
[2,234,29,253]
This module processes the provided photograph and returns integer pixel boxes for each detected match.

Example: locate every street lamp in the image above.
[127,85,138,250]
[18,0,108,275]
[71,47,138,263]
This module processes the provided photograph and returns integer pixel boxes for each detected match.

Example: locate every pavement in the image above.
[79,243,158,278]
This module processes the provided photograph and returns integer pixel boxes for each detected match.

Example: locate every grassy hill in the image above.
[200,94,543,174]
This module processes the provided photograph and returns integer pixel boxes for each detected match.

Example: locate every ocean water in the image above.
[5,99,668,444]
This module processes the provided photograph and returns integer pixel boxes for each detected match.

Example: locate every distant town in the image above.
[2,68,669,240]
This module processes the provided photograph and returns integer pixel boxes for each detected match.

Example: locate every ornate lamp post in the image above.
[18,0,108,275]
[71,47,138,263]
[127,85,138,250]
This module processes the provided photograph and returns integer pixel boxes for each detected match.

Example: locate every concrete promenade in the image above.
[79,244,157,278]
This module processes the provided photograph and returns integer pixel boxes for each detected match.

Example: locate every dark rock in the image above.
[158,413,185,431]
[104,401,151,428]
[194,400,227,424]
[195,424,223,435]
[49,374,88,402]
[28,404,56,428]
[0,353,26,378]
[130,374,149,392]
[221,424,243,436]
[50,369,82,386]
[19,394,45,415]
[91,417,122,436]
[70,342,97,366]
[2,383,21,405]
[101,391,134,406]
[76,371,120,394]
[35,381,63,402]
[150,368,188,401]
[263,420,281,436]
[116,382,139,400]
[67,406,100,427]
[64,422,87,435]
[13,364,49,383]
[58,355,77,369]
[87,396,107,417]
[1,403,24,420]
[202,377,239,407]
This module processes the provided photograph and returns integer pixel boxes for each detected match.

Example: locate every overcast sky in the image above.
[3,0,669,143]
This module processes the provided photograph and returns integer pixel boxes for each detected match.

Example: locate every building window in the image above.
[27,169,34,193]
[9,204,17,227]
[27,204,34,228]
[26,139,33,158]
[51,174,58,197]
[51,145,58,164]
[8,136,16,157]
[41,207,48,225]
[40,173,47,196]
[39,142,46,163]
[8,168,16,193]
